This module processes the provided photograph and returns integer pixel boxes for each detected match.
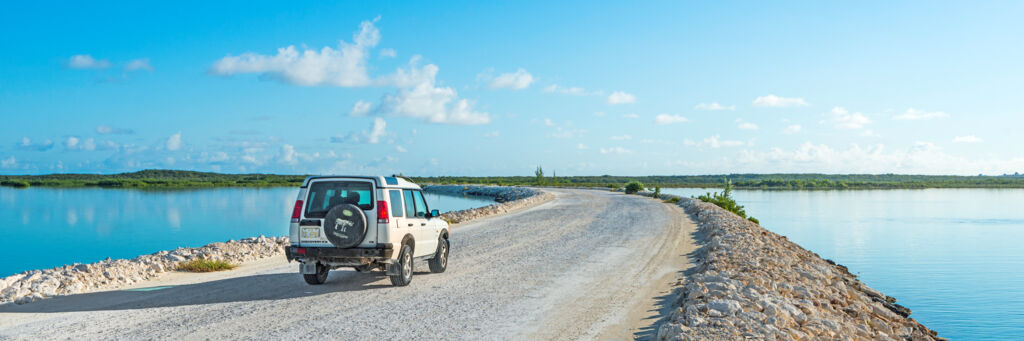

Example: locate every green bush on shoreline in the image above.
[0,180,30,188]
[177,258,237,272]
[697,179,760,224]
[624,181,644,194]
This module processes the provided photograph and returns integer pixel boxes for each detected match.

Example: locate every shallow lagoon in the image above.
[662,188,1024,340]
[0,187,493,277]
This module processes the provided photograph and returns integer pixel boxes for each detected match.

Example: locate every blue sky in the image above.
[2,1,1022,176]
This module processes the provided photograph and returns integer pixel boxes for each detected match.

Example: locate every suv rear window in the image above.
[305,181,373,218]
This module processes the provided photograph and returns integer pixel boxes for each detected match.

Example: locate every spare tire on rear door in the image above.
[323,204,367,248]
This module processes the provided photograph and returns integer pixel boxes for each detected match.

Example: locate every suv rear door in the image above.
[300,178,378,248]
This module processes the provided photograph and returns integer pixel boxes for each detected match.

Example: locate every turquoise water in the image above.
[0,187,493,277]
[662,188,1024,340]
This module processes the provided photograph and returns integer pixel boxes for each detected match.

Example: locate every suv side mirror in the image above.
[430,209,440,218]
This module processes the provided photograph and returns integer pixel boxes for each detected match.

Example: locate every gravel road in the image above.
[0,189,696,340]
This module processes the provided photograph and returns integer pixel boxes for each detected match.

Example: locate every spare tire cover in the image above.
[322,204,367,248]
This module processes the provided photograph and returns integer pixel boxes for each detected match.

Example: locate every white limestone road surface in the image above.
[0,189,697,340]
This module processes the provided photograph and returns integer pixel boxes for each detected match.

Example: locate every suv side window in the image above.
[403,190,416,218]
[389,190,404,217]
[412,191,428,218]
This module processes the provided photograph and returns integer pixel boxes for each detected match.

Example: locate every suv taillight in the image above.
[291,200,303,223]
[377,200,389,223]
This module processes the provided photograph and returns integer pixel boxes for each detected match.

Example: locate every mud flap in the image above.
[300,262,318,274]
[385,263,402,276]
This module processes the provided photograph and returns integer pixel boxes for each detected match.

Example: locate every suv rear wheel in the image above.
[303,262,329,285]
[389,244,414,286]
[428,237,448,273]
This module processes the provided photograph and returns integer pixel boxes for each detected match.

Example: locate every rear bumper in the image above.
[286,244,393,262]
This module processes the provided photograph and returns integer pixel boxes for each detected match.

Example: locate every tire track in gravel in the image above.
[0,189,697,340]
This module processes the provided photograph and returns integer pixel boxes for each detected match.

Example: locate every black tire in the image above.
[428,237,448,273]
[389,244,414,286]
[303,263,329,285]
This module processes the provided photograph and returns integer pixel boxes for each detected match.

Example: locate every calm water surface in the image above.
[0,187,493,277]
[662,188,1024,340]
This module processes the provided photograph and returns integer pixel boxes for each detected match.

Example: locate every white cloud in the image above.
[372,58,490,125]
[953,135,982,143]
[379,48,397,58]
[733,141,1024,175]
[623,113,639,119]
[166,132,183,151]
[67,54,110,69]
[611,135,632,140]
[783,124,802,134]
[367,118,387,143]
[483,130,500,138]
[684,135,744,148]
[607,91,636,104]
[600,147,633,154]
[18,137,55,151]
[96,125,133,135]
[547,127,585,139]
[893,108,949,120]
[209,151,229,162]
[331,117,389,144]
[81,138,96,151]
[830,107,871,129]
[1,156,15,168]
[654,114,688,125]
[753,94,809,107]
[395,145,408,152]
[350,100,372,116]
[735,119,759,130]
[543,84,589,96]
[695,102,735,111]
[64,136,79,150]
[577,143,589,150]
[210,19,380,87]
[488,68,534,89]
[125,58,153,72]
[278,144,298,165]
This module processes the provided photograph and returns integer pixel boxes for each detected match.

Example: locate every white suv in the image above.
[285,176,449,286]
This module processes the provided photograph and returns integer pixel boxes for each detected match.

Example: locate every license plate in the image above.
[301,227,320,239]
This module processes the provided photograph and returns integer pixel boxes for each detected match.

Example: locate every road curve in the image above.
[0,189,697,340]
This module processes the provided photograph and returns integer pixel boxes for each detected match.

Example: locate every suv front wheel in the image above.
[389,244,414,286]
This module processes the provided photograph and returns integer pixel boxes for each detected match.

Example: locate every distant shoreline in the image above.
[3,169,1024,190]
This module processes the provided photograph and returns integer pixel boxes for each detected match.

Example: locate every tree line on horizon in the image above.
[2,169,1024,189]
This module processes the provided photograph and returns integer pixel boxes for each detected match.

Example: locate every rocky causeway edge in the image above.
[0,185,549,306]
[421,184,554,224]
[654,193,942,340]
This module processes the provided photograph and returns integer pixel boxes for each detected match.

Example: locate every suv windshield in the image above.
[305,181,373,218]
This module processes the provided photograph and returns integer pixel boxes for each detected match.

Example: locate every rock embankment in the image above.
[422,185,553,224]
[0,236,288,305]
[655,195,942,340]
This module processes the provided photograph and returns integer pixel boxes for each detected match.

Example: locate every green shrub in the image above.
[177,258,237,272]
[696,179,759,223]
[624,181,644,194]
[748,217,760,224]
[652,186,661,198]
[663,197,681,204]
[1,180,30,188]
